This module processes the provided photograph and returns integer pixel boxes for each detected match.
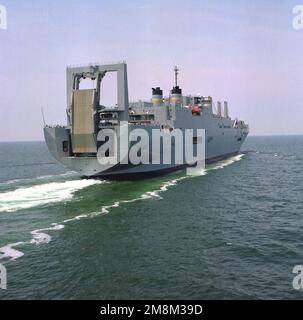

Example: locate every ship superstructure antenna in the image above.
[41,107,46,126]
[174,65,179,87]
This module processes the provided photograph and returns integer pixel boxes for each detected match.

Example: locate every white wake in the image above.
[0,179,103,213]
[0,154,244,261]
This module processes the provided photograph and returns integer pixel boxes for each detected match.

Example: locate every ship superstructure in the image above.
[44,62,249,178]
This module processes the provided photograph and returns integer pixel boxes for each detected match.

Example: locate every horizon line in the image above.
[1,133,303,143]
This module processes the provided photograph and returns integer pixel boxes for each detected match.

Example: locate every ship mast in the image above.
[174,65,179,87]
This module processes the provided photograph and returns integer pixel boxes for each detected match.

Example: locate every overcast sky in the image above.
[0,0,302,141]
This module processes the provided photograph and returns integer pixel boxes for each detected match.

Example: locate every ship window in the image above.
[193,137,198,144]
[62,141,68,153]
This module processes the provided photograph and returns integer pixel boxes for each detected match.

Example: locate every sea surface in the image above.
[0,136,303,299]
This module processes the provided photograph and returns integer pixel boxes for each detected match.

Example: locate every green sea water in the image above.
[0,136,303,299]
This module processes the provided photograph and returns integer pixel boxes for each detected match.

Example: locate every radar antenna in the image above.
[174,66,179,87]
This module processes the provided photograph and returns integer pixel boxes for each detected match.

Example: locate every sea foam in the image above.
[0,242,25,260]
[0,154,244,261]
[0,179,103,213]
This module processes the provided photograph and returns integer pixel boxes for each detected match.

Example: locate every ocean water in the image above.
[0,136,303,299]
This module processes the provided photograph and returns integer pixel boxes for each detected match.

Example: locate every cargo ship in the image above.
[44,62,249,178]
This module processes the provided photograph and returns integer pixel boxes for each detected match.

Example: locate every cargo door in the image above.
[71,89,97,153]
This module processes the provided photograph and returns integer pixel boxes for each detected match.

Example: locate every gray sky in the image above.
[0,0,303,141]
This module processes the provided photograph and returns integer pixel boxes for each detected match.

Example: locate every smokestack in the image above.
[170,86,182,106]
[152,87,163,107]
[224,101,229,118]
[217,102,222,117]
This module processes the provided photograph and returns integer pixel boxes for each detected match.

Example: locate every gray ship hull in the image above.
[44,119,247,179]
